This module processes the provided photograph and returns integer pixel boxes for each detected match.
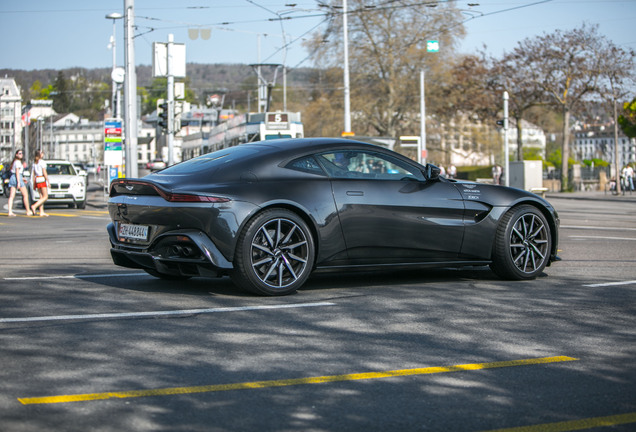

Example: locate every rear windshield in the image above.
[158,145,263,175]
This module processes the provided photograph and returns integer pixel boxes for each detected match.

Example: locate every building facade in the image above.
[0,77,22,162]
[573,124,636,168]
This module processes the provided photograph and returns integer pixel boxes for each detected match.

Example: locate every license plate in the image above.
[118,223,149,241]
[54,194,65,198]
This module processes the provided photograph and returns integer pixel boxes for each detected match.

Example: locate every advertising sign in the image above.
[104,118,123,166]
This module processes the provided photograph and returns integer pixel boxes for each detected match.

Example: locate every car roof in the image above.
[45,160,75,164]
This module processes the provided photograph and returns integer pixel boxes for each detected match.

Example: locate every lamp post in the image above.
[106,13,123,118]
[342,0,351,136]
[123,0,138,178]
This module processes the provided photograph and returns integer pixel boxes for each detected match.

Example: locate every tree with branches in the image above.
[594,39,635,193]
[512,24,607,191]
[305,0,465,138]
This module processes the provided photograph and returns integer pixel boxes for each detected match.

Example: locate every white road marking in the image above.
[561,225,636,231]
[583,280,636,287]
[570,235,636,241]
[4,273,146,281]
[0,302,336,324]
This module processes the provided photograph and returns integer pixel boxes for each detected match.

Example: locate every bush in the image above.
[456,166,493,181]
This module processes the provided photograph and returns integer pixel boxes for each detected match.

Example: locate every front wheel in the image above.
[231,209,315,296]
[490,205,551,280]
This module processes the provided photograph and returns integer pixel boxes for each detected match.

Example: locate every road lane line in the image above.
[0,301,336,324]
[18,356,577,405]
[583,280,636,287]
[561,225,636,231]
[4,273,146,281]
[482,411,636,432]
[569,235,636,241]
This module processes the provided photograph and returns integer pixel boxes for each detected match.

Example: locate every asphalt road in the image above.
[0,191,634,431]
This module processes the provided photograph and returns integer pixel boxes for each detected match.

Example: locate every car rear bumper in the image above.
[107,223,233,277]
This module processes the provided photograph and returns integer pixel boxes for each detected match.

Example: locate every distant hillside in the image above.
[1,63,317,104]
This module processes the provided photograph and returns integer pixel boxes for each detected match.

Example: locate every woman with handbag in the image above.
[6,149,34,217]
[30,149,49,217]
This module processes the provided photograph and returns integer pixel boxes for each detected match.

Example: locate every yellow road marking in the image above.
[483,412,636,432]
[18,355,577,405]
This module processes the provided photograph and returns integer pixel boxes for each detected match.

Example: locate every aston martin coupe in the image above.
[107,138,559,296]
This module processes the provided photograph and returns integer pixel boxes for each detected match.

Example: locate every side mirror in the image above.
[78,170,87,176]
[425,163,441,181]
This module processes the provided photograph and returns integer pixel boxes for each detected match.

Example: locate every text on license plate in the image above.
[119,223,149,240]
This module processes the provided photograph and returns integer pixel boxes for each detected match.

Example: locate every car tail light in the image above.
[164,193,229,203]
[110,179,229,203]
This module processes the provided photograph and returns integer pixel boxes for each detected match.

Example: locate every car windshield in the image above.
[47,163,76,176]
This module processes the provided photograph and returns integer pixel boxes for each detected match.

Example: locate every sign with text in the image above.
[104,118,123,166]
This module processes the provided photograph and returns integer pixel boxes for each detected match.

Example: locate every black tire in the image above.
[144,269,192,281]
[490,205,551,280]
[76,200,86,209]
[231,209,315,296]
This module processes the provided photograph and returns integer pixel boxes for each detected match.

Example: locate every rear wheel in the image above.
[231,209,315,296]
[490,205,551,280]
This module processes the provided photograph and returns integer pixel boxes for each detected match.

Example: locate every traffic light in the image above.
[157,99,168,131]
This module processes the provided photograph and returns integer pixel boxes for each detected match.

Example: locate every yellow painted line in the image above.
[18,355,577,405]
[483,412,636,432]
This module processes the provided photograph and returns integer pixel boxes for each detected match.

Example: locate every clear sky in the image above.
[0,0,634,71]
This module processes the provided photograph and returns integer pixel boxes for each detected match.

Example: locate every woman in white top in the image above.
[7,150,34,217]
[31,149,49,217]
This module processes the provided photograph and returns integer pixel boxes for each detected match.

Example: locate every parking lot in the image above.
[0,191,635,431]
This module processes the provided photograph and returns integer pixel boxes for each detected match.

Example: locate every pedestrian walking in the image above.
[492,164,503,185]
[626,165,634,192]
[30,149,49,217]
[6,149,34,217]
[448,165,457,179]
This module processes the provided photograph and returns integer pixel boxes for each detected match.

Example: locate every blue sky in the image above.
[0,0,634,71]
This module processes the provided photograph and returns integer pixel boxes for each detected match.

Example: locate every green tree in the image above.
[52,71,71,113]
[618,97,636,138]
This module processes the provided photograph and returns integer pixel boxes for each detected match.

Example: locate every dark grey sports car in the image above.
[107,138,559,296]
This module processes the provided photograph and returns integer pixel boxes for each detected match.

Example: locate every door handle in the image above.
[346,191,364,196]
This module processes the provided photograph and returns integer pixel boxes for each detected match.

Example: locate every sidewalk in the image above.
[546,190,636,202]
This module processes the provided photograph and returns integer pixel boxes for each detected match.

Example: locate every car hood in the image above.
[47,174,82,182]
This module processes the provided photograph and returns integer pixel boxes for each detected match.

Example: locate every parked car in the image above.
[146,159,166,171]
[107,138,560,296]
[30,160,87,209]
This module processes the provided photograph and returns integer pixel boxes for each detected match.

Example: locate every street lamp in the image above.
[106,13,123,118]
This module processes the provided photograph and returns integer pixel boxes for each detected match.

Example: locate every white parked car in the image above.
[29,160,87,209]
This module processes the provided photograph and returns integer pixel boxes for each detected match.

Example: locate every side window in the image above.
[285,156,326,176]
[318,151,424,180]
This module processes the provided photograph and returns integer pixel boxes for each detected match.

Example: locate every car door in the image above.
[319,150,465,262]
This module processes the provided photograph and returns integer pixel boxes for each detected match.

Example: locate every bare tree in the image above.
[492,50,547,161]
[305,0,465,138]
[515,24,604,191]
[594,41,636,193]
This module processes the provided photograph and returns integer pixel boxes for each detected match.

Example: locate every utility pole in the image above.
[167,34,175,166]
[124,0,138,178]
[419,70,426,165]
[503,91,510,187]
[342,0,352,135]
